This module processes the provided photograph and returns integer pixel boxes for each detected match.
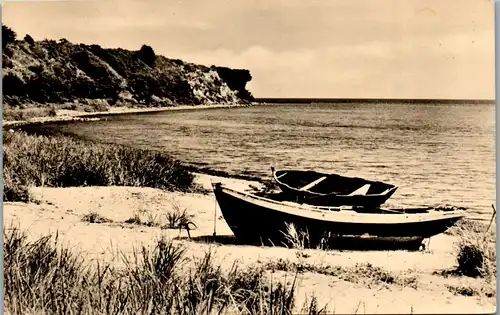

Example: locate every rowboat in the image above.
[212,182,465,250]
[271,167,398,207]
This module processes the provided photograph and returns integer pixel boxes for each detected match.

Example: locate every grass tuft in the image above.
[165,202,197,230]
[124,213,143,225]
[122,203,197,238]
[282,222,310,250]
[81,212,113,224]
[452,210,496,279]
[446,282,496,298]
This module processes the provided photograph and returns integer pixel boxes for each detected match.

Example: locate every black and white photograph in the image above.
[2,0,496,313]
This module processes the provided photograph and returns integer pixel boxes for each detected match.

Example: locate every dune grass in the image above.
[263,258,418,290]
[123,202,197,232]
[3,131,195,202]
[81,212,114,224]
[3,106,57,121]
[434,208,497,298]
[3,226,323,315]
[451,212,496,279]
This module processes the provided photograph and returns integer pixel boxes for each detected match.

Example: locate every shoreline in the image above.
[2,102,257,129]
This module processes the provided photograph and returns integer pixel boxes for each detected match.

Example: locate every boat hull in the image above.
[213,183,464,249]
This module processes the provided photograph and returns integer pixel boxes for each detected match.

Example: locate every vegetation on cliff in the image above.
[2,24,254,112]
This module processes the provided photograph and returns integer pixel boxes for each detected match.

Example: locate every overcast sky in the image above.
[3,0,495,99]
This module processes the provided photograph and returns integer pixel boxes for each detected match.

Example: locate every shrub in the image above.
[3,74,25,96]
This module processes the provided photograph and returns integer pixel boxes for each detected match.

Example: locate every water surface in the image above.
[34,102,496,221]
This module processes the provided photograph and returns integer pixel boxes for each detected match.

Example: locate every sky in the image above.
[2,0,495,99]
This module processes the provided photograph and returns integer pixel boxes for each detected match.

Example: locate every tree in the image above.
[24,34,35,46]
[2,24,16,49]
[137,44,156,67]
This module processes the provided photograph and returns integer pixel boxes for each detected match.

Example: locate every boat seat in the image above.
[299,176,327,191]
[380,187,394,195]
[347,184,370,196]
[276,172,288,179]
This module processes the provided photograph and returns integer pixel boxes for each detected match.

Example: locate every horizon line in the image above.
[254,97,495,104]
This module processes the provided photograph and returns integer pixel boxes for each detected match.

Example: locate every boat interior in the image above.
[275,170,395,195]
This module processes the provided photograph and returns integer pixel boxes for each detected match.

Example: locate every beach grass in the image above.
[263,258,418,290]
[81,212,114,224]
[3,131,195,202]
[452,214,496,279]
[3,106,57,121]
[122,203,196,232]
[3,226,321,315]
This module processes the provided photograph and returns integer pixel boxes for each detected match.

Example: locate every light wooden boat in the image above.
[212,182,465,250]
[272,167,398,207]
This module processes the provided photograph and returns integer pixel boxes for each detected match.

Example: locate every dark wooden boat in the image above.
[271,167,398,207]
[212,182,465,250]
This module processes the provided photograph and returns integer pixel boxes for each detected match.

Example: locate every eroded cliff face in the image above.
[2,37,254,107]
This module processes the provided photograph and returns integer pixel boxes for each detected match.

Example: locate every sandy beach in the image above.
[3,172,496,314]
[2,103,255,129]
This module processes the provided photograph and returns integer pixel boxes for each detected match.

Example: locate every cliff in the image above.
[2,27,254,108]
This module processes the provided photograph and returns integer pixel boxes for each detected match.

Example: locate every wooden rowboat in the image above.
[212,182,465,250]
[271,167,398,207]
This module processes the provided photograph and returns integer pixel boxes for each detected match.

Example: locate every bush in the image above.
[25,73,68,103]
[3,132,195,202]
[3,74,25,96]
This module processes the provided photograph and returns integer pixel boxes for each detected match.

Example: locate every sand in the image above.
[3,173,496,314]
[2,103,255,128]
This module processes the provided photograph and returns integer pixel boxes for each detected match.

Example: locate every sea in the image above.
[29,102,496,222]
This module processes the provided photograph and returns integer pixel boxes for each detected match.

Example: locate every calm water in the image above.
[35,103,496,221]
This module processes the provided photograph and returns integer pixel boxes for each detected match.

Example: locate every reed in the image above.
[3,131,195,202]
[4,226,321,315]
